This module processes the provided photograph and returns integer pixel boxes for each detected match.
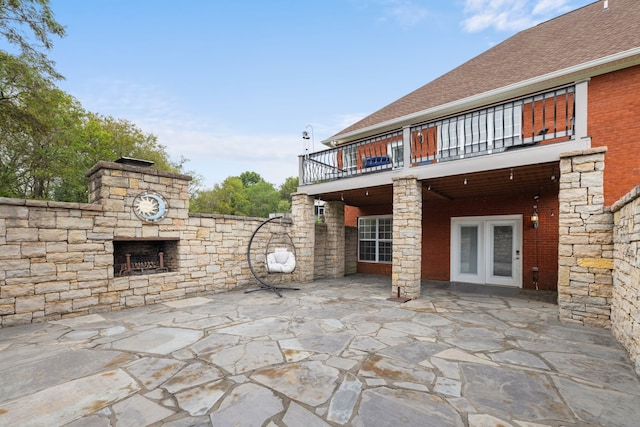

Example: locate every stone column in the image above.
[392,176,422,300]
[558,147,614,328]
[324,200,345,278]
[291,192,315,283]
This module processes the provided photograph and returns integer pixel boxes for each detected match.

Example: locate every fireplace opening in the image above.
[114,239,178,276]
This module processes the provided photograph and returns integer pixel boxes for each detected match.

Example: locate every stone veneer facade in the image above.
[391,176,422,299]
[558,148,614,328]
[0,161,308,327]
[611,184,640,373]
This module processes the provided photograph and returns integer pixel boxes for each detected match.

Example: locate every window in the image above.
[387,141,404,168]
[494,104,522,141]
[438,104,522,158]
[342,145,357,172]
[358,216,392,263]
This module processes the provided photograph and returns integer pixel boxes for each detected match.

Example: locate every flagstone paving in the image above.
[1,274,639,426]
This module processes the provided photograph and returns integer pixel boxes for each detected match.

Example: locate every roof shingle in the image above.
[332,0,640,140]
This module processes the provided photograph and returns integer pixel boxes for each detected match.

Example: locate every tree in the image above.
[239,171,262,187]
[192,177,248,215]
[0,83,82,199]
[0,0,66,79]
[189,173,299,217]
[279,176,298,205]
[1,1,189,202]
[245,180,279,218]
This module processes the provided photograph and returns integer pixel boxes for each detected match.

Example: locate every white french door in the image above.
[451,215,522,287]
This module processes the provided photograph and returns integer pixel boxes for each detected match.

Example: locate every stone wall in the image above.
[313,224,358,279]
[611,184,640,373]
[324,201,345,279]
[290,193,315,284]
[0,161,295,327]
[392,176,422,300]
[345,227,358,275]
[557,148,614,328]
[314,224,327,280]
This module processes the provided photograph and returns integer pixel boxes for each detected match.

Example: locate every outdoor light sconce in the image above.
[531,207,539,228]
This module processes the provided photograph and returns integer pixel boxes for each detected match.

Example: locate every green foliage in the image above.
[190,174,299,218]
[0,1,293,212]
[0,0,66,79]
[191,177,249,216]
[0,89,186,201]
[2,1,187,202]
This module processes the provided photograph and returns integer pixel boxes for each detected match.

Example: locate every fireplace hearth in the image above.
[114,238,178,276]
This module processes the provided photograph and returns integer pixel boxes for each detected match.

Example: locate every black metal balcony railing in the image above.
[301,130,403,184]
[300,85,575,185]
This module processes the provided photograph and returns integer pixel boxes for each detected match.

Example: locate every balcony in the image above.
[300,84,580,186]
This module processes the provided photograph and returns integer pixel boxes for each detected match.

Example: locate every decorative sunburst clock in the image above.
[133,192,167,222]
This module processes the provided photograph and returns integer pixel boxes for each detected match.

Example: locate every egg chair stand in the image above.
[245,215,300,297]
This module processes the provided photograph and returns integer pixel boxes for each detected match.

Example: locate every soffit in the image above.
[318,162,558,207]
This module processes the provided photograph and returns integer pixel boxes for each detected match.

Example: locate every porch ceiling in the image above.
[318,162,559,207]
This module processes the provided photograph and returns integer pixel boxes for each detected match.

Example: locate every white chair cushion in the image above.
[267,248,296,273]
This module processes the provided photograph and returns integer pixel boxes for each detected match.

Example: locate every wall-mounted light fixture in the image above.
[531,195,540,228]
[302,125,314,157]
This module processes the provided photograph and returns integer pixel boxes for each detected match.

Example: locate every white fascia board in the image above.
[323,48,640,146]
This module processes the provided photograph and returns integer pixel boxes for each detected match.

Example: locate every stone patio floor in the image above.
[1,274,639,426]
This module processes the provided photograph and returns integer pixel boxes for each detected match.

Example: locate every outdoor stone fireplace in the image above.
[114,238,178,276]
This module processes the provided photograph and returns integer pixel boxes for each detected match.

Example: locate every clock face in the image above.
[133,192,167,222]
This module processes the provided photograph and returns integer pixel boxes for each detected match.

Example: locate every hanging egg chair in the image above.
[245,215,300,297]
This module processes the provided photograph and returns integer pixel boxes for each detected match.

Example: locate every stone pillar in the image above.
[558,147,614,328]
[392,176,422,300]
[291,192,315,283]
[324,200,345,278]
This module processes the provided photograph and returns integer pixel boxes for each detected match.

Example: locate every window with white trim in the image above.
[342,145,357,172]
[358,216,392,263]
[438,104,522,157]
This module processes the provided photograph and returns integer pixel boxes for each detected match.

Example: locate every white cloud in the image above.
[384,0,429,28]
[462,0,576,33]
[67,79,302,188]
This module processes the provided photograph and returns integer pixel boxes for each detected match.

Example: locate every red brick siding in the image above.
[348,192,558,290]
[589,65,640,205]
[522,93,574,144]
[411,127,438,161]
[423,192,558,290]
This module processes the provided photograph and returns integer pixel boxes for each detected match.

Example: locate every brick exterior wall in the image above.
[611,184,640,374]
[557,148,614,328]
[351,190,559,290]
[424,191,559,290]
[589,64,640,205]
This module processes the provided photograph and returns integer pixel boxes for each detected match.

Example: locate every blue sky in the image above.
[47,0,594,189]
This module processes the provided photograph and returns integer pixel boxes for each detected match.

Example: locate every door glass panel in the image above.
[460,226,478,274]
[492,225,513,277]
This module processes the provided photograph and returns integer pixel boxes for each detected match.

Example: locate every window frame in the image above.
[358,215,393,263]
[387,140,404,169]
[342,145,357,172]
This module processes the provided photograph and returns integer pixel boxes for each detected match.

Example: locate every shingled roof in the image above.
[329,0,640,143]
